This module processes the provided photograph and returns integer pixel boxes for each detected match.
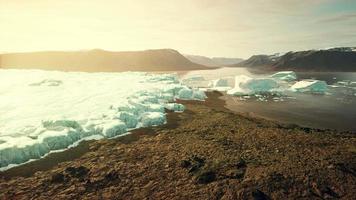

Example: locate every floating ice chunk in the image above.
[146,104,165,112]
[128,99,164,113]
[116,112,138,128]
[140,112,166,127]
[147,74,179,83]
[336,81,350,86]
[335,80,356,88]
[178,87,193,99]
[227,75,279,95]
[98,120,127,138]
[243,78,279,92]
[208,78,229,87]
[163,84,186,96]
[42,120,83,132]
[160,93,175,102]
[192,89,207,100]
[165,103,185,112]
[136,95,159,104]
[0,136,50,167]
[270,71,297,81]
[39,129,79,150]
[291,80,328,93]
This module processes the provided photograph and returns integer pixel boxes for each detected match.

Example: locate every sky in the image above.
[1,0,356,58]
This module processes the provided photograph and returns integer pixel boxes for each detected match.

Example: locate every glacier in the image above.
[227,75,280,96]
[270,71,297,81]
[208,78,229,88]
[0,69,206,169]
[290,80,328,94]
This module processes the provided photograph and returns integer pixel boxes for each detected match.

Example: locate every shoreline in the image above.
[0,107,183,179]
[1,92,355,199]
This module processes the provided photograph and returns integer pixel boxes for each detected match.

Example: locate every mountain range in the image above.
[184,54,243,67]
[1,47,356,72]
[0,49,206,72]
[233,47,356,71]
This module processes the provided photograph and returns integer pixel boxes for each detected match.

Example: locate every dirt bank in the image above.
[0,92,355,199]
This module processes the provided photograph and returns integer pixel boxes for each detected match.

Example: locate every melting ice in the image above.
[0,69,206,168]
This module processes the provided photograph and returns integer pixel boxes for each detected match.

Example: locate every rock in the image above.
[65,166,89,178]
[104,171,120,181]
[251,189,270,200]
[236,159,247,168]
[183,155,205,174]
[51,173,65,183]
[196,171,217,184]
[180,160,191,168]
[225,169,245,179]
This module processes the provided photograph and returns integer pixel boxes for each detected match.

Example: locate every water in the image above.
[182,67,356,131]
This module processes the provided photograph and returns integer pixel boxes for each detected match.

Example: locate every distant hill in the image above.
[233,47,356,72]
[0,49,207,72]
[185,54,243,67]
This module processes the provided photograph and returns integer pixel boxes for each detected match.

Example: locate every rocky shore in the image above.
[0,92,355,199]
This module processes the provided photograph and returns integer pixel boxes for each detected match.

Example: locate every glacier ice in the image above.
[192,89,207,100]
[182,75,205,82]
[290,80,328,93]
[270,71,297,81]
[0,69,206,169]
[227,75,279,96]
[178,88,193,99]
[165,103,185,112]
[99,120,127,138]
[243,78,279,92]
[140,112,166,127]
[208,78,229,87]
[178,87,207,100]
[116,112,138,128]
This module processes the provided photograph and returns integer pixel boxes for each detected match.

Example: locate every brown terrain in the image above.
[0,92,355,199]
[0,49,206,72]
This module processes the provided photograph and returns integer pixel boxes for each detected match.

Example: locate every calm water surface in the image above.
[182,67,356,131]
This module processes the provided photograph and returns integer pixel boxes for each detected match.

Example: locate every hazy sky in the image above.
[1,0,356,58]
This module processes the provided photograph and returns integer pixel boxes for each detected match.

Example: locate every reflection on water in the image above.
[182,67,356,131]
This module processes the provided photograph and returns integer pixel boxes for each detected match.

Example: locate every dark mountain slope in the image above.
[233,47,356,72]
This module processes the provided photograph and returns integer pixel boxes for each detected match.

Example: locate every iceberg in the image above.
[99,121,127,138]
[178,87,207,100]
[116,112,138,128]
[192,89,207,100]
[0,69,206,169]
[227,75,279,96]
[140,112,166,127]
[181,75,205,82]
[164,103,185,112]
[178,87,193,99]
[290,80,328,93]
[243,78,279,92]
[208,78,229,87]
[270,71,297,81]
